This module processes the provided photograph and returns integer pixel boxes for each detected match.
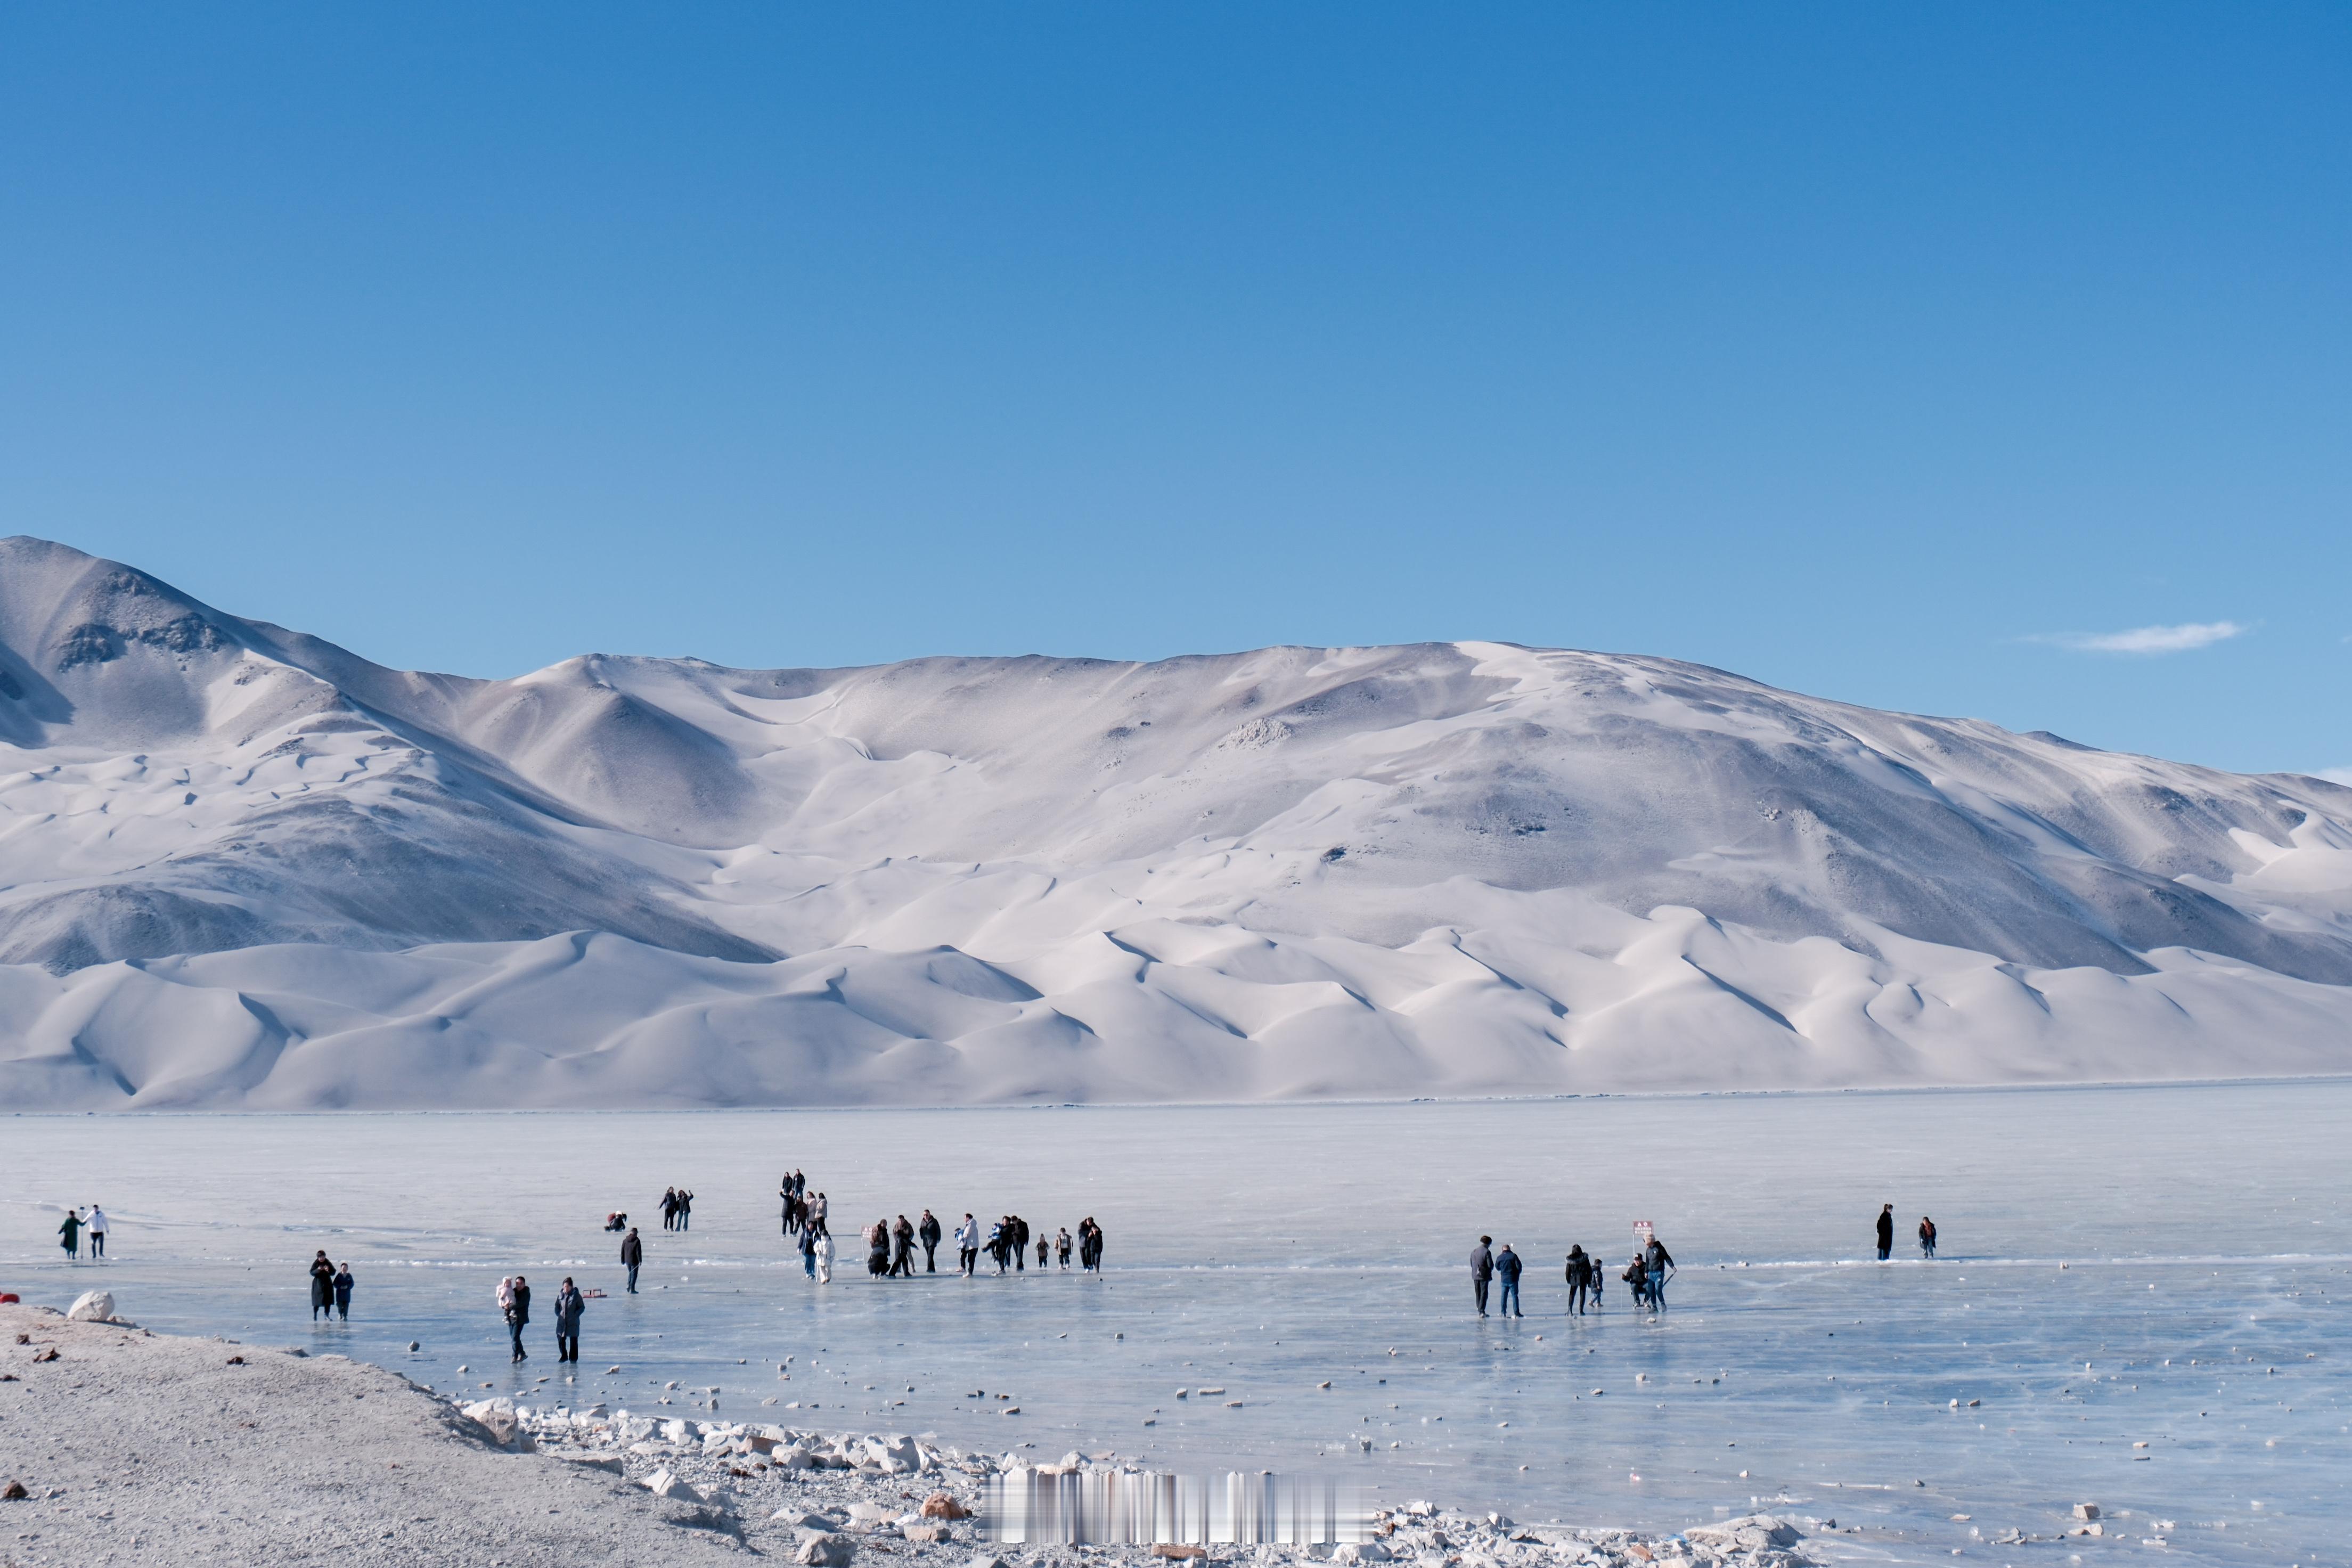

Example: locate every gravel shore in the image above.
[0,1303,1815,1567]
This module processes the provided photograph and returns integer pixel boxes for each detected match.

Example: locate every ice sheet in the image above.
[6,1082,2347,1563]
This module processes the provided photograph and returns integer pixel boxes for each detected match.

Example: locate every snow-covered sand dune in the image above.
[1,534,2347,1107]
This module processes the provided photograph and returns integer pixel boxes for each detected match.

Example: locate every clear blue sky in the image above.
[3,6,2346,777]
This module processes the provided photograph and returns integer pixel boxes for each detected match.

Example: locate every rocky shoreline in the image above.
[1,1301,1815,1567]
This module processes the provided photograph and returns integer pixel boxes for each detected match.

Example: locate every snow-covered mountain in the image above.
[2,534,2348,1108]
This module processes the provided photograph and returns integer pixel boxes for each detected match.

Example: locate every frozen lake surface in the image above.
[7,1083,2349,1564]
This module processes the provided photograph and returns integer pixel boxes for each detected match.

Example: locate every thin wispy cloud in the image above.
[2030,620,2250,656]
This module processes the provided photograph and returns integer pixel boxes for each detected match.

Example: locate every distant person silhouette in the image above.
[1564,1246,1592,1315]
[620,1226,642,1293]
[309,1249,335,1319]
[553,1277,584,1362]
[1876,1203,1894,1261]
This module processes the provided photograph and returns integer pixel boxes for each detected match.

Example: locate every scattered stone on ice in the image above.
[2075,1504,2101,1521]
[644,1468,706,1504]
[797,1532,856,1565]
[1,1480,27,1501]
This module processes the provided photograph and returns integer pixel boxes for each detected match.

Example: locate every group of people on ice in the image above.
[53,1204,109,1260]
[950,1213,1106,1276]
[778,1171,829,1238]
[1876,1203,1938,1259]
[1467,1234,1676,1317]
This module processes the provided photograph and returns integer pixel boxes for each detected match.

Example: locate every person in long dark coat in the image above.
[553,1277,585,1363]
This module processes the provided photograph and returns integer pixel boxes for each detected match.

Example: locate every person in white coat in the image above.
[956,1214,981,1277]
[85,1205,110,1259]
[813,1231,835,1284]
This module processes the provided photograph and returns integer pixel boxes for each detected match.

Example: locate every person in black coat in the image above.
[309,1250,336,1320]
[1644,1237,1675,1309]
[620,1227,642,1294]
[1495,1244,1524,1318]
[553,1278,585,1363]
[918,1210,943,1272]
[1563,1246,1592,1315]
[1468,1236,1494,1317]
[1875,1203,1894,1261]
[507,1276,532,1362]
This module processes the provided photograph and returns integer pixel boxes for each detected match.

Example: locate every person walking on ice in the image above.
[553,1277,584,1363]
[1876,1203,1895,1261]
[957,1214,980,1277]
[1495,1242,1523,1317]
[500,1275,532,1362]
[1469,1236,1494,1317]
[813,1229,835,1284]
[85,1204,108,1259]
[620,1225,642,1293]
[332,1261,354,1320]
[1564,1245,1592,1315]
[57,1207,81,1261]
[1644,1234,1675,1309]
[1918,1215,1938,1258]
[919,1209,942,1273]
[309,1249,335,1319]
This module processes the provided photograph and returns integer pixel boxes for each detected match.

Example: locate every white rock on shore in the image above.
[0,1299,1818,1568]
[64,1289,115,1323]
